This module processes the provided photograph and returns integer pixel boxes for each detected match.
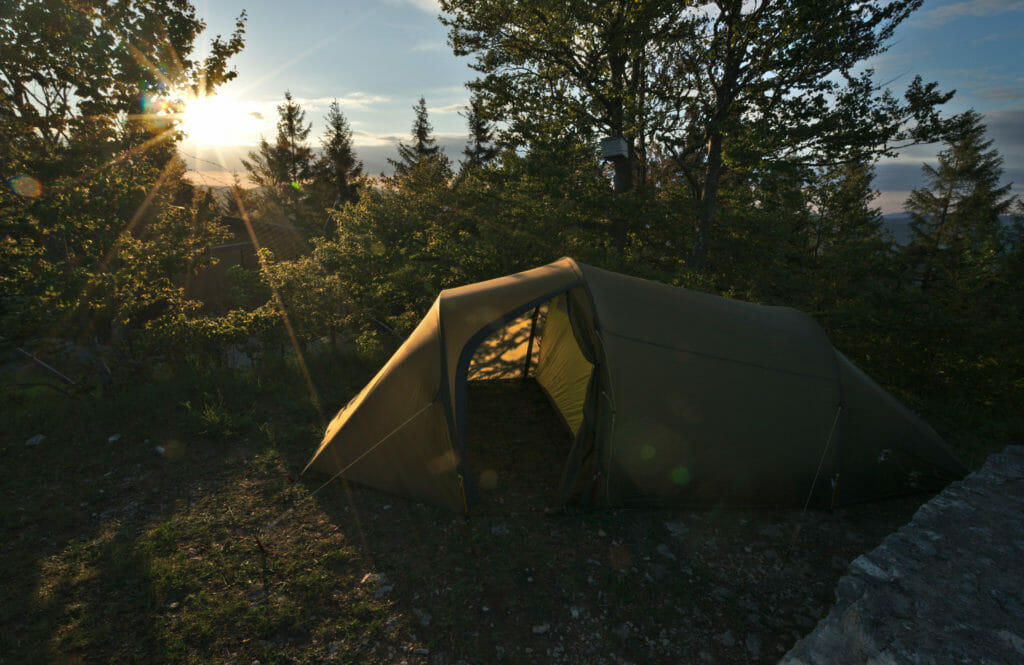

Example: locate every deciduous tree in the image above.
[0,1,246,375]
[441,0,957,271]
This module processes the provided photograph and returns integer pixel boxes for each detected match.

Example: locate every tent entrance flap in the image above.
[534,293,594,437]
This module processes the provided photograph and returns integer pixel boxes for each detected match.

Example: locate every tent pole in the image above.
[522,305,541,380]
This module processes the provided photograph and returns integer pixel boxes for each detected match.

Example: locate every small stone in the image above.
[999,630,1024,656]
[745,633,762,658]
[25,434,45,447]
[656,543,676,561]
[108,434,121,443]
[491,523,509,536]
[413,608,431,627]
[719,631,736,648]
[532,623,549,634]
[851,555,894,581]
[664,521,688,537]
[412,647,429,656]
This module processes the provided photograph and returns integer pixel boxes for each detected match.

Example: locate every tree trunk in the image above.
[692,130,724,272]
[612,156,633,194]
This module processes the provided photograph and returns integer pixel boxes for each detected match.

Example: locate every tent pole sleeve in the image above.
[522,305,541,380]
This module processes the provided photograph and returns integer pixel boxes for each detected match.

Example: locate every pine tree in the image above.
[389,96,443,178]
[898,112,1021,416]
[904,110,1016,291]
[312,100,363,212]
[461,93,499,172]
[241,92,315,229]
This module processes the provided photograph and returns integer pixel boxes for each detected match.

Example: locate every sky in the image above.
[179,0,1024,213]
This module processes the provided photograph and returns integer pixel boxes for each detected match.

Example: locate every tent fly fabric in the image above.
[303,258,966,513]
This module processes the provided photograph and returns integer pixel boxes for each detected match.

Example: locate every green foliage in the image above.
[1,0,246,384]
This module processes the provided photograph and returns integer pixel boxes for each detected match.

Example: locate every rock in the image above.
[757,523,784,539]
[413,608,431,627]
[998,630,1024,656]
[107,433,121,443]
[532,623,549,634]
[783,446,1024,665]
[745,633,762,658]
[850,555,896,582]
[656,543,677,561]
[718,631,736,648]
[664,521,689,538]
[24,434,45,447]
[490,523,509,536]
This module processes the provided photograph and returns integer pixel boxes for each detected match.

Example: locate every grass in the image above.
[1,345,1013,665]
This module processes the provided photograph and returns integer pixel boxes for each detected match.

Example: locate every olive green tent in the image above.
[304,258,965,512]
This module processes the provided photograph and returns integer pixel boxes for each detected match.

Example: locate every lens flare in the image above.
[671,466,691,486]
[8,175,42,199]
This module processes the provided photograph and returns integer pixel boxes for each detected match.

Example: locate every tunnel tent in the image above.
[303,258,966,512]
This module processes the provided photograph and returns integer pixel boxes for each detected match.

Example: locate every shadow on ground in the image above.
[305,379,927,665]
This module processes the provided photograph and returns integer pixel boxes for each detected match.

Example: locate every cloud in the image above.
[382,0,440,14]
[976,87,1024,102]
[985,108,1024,156]
[428,103,467,114]
[924,0,1024,26]
[291,93,391,112]
[352,131,404,146]
[875,162,929,191]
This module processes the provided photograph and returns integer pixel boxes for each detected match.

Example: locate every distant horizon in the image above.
[182,134,1022,215]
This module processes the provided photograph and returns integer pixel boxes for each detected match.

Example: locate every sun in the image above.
[176,92,262,146]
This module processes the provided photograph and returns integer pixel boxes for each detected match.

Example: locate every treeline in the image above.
[1,1,1021,438]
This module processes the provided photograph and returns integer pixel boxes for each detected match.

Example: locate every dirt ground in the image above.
[309,380,926,665]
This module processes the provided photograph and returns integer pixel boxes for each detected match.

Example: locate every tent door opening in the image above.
[462,295,595,510]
